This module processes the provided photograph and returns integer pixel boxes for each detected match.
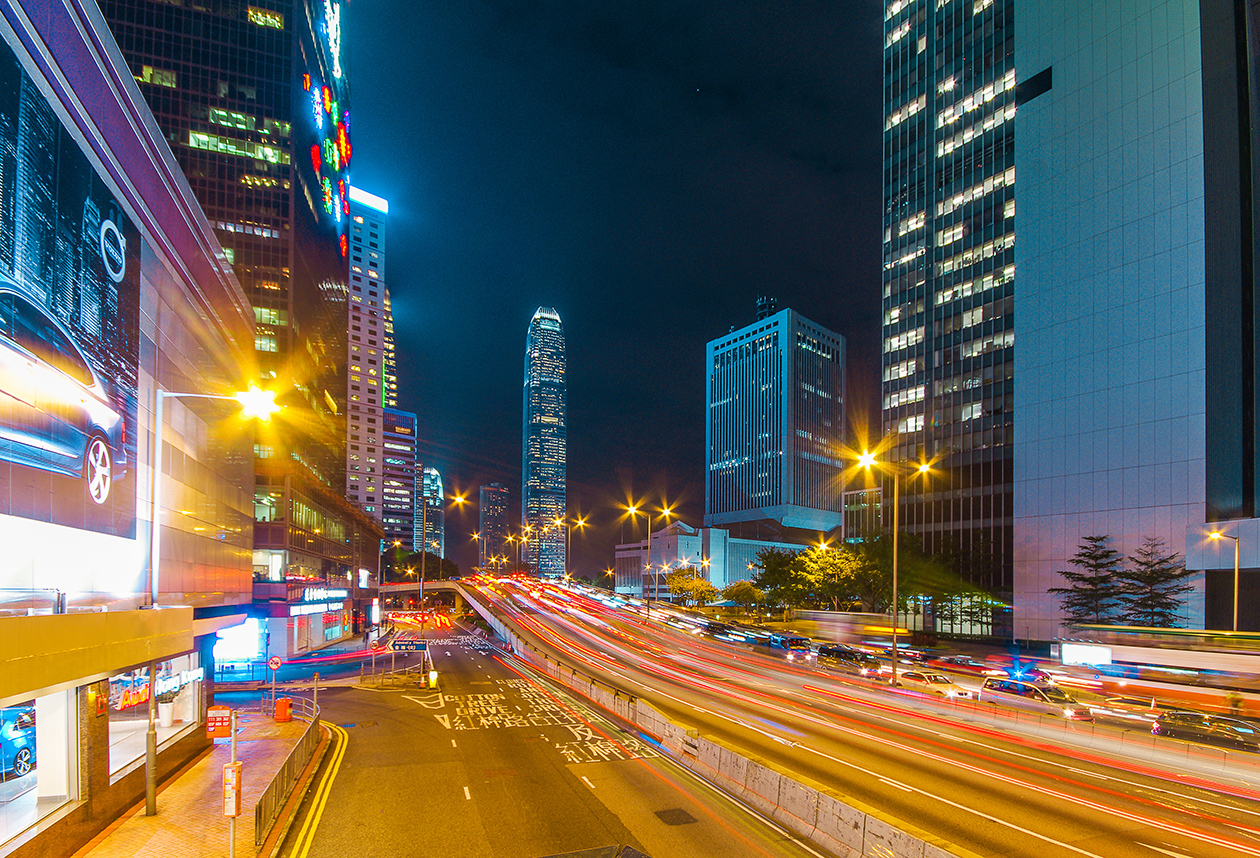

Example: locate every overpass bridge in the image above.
[378,579,467,610]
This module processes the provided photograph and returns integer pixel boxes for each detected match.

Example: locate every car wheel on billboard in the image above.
[11,748,31,777]
[84,434,112,504]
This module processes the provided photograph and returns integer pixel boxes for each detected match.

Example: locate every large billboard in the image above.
[0,41,139,539]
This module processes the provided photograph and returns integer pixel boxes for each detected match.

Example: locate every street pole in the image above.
[145,660,157,815]
[644,514,652,623]
[419,491,427,612]
[1235,535,1241,633]
[891,471,900,687]
[228,708,238,858]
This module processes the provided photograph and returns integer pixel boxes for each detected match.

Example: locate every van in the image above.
[980,677,1093,721]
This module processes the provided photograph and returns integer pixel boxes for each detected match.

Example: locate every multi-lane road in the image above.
[464,579,1260,858]
[277,630,831,858]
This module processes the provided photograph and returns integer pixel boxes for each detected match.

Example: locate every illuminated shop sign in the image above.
[110,667,205,710]
[291,601,343,616]
[303,587,348,601]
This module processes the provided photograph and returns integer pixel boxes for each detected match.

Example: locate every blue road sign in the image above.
[390,640,428,652]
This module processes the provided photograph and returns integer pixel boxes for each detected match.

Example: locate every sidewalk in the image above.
[73,710,317,858]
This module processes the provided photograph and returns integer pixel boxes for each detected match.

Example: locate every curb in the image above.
[257,722,333,858]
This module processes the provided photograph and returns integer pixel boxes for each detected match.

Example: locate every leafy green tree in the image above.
[796,544,861,611]
[1048,535,1122,625]
[1116,536,1194,627]
[665,565,711,607]
[750,547,808,620]
[721,580,766,618]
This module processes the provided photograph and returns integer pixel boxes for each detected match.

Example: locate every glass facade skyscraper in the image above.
[705,309,846,533]
[381,407,418,551]
[346,187,390,518]
[881,0,1016,598]
[522,307,566,576]
[421,466,445,558]
[479,482,510,571]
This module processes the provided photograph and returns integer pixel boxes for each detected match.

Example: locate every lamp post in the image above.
[626,505,673,622]
[146,384,278,817]
[857,448,930,687]
[553,515,587,581]
[1210,530,1241,632]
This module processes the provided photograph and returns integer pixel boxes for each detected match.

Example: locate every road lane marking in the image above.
[464,786,471,800]
[1138,845,1194,858]
[451,739,457,747]
[581,776,595,789]
[292,723,349,858]
[879,777,912,792]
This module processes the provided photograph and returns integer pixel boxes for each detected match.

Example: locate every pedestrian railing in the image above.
[254,696,321,848]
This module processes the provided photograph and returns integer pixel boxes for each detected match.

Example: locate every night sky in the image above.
[346,1,886,576]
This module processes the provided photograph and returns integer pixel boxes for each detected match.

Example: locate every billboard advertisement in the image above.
[0,41,139,539]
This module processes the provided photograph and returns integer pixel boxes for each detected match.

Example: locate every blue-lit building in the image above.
[1014,0,1260,639]
[522,308,566,576]
[381,407,418,551]
[705,308,846,534]
[881,0,1016,605]
[421,466,445,558]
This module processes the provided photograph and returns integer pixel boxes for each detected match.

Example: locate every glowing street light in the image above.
[1210,530,1241,632]
[857,447,931,687]
[625,504,673,622]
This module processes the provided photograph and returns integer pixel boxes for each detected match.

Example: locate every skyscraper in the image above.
[346,186,390,517]
[381,407,418,551]
[1014,0,1260,638]
[421,466,445,558]
[705,307,846,534]
[103,0,384,594]
[522,308,567,576]
[479,482,510,571]
[880,0,1016,599]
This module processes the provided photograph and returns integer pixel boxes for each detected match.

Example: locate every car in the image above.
[816,644,883,677]
[1152,712,1259,752]
[0,286,127,503]
[0,706,34,780]
[897,671,974,699]
[979,677,1094,721]
[1088,695,1175,725]
[767,634,814,661]
[927,654,1005,677]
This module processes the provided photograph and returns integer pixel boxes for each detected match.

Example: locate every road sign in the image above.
[391,640,428,652]
[268,656,282,671]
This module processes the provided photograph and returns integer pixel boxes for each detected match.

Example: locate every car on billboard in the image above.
[0,286,127,503]
[0,706,35,780]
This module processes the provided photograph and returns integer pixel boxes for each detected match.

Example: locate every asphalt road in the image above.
[470,580,1260,858]
[277,630,832,858]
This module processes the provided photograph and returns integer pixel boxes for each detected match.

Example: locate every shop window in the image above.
[107,656,203,778]
[0,690,76,840]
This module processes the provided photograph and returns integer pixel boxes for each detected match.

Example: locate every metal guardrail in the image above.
[254,695,321,848]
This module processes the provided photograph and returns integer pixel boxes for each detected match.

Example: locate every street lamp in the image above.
[625,504,673,622]
[553,515,587,580]
[146,384,279,817]
[1210,530,1241,632]
[857,448,930,686]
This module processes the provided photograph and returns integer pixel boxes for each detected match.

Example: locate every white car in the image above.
[0,287,126,503]
[897,671,973,699]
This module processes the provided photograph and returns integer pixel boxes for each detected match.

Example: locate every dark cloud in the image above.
[348,0,884,574]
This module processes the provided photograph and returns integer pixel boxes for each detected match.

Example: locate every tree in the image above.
[750,547,808,620]
[1048,535,1123,625]
[796,545,862,612]
[1115,536,1194,627]
[665,565,716,607]
[721,580,766,618]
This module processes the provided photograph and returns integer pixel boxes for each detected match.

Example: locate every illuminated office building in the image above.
[382,407,418,551]
[103,0,382,631]
[522,308,567,576]
[346,186,389,518]
[422,466,445,558]
[881,0,1016,604]
[705,308,846,534]
[479,482,510,571]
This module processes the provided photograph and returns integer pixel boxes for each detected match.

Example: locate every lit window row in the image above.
[937,76,956,94]
[247,6,284,28]
[886,20,912,47]
[215,220,281,239]
[255,334,278,352]
[937,166,1016,216]
[884,211,925,242]
[135,65,177,88]
[898,413,925,433]
[884,244,925,270]
[884,357,920,382]
[884,385,926,409]
[188,131,290,165]
[937,233,1015,275]
[884,326,925,353]
[934,265,1015,305]
[938,103,1016,157]
[883,298,924,325]
[886,94,926,130]
[241,174,280,188]
[936,70,1016,128]
[960,329,1014,359]
[937,223,965,246]
[973,0,994,13]
[885,0,916,19]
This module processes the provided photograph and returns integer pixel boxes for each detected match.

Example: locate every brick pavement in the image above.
[73,711,312,858]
